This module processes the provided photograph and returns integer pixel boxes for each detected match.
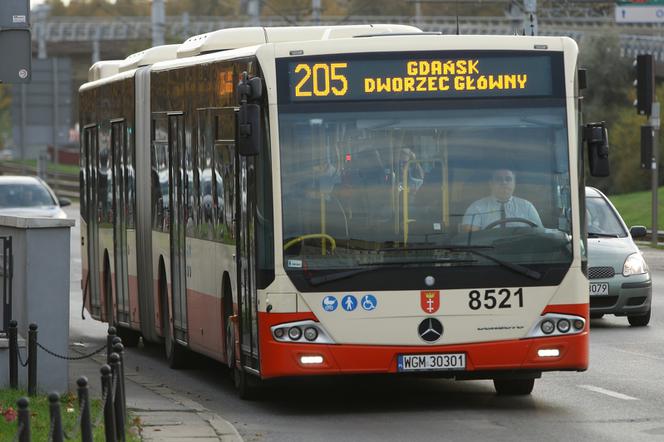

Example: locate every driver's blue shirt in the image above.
[461,196,542,230]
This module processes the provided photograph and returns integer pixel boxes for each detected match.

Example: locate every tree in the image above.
[578,32,658,195]
[579,32,631,122]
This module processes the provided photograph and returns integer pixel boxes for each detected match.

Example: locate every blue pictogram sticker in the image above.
[341,295,358,311]
[361,294,377,311]
[322,296,338,312]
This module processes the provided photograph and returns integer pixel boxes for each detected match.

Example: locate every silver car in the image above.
[0,175,70,219]
[586,187,651,326]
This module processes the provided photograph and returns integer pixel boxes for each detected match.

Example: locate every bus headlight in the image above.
[540,320,555,334]
[557,319,571,333]
[304,327,318,341]
[527,314,586,338]
[271,320,335,344]
[288,327,302,340]
[623,253,648,276]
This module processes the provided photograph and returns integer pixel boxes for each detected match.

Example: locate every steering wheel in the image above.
[283,233,337,253]
[483,217,537,230]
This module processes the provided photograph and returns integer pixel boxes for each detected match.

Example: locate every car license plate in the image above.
[397,353,466,372]
[590,282,609,296]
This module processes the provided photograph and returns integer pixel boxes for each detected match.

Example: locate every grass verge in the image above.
[4,159,79,176]
[0,389,141,441]
[607,187,664,229]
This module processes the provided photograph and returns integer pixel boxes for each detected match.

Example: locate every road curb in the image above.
[73,347,244,441]
[128,373,244,442]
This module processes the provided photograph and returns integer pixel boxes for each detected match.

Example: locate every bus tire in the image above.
[590,313,604,319]
[628,309,651,327]
[234,366,260,400]
[116,326,141,347]
[226,319,259,399]
[493,378,535,396]
[161,273,187,369]
[225,318,235,371]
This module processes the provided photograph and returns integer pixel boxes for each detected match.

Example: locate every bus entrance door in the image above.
[237,153,259,372]
[111,121,130,325]
[84,126,101,317]
[167,114,188,343]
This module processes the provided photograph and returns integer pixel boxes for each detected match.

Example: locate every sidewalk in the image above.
[69,346,243,442]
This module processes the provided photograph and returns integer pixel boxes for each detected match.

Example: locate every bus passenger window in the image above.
[214,143,235,244]
[201,136,214,240]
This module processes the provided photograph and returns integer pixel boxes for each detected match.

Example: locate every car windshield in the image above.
[586,196,627,237]
[279,104,573,271]
[0,182,56,208]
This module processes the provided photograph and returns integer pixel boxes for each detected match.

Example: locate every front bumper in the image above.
[589,275,651,316]
[258,312,588,379]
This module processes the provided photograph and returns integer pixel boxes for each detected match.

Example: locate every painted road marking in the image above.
[579,385,638,401]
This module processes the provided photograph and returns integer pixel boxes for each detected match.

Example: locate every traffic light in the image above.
[641,125,654,169]
[634,54,655,116]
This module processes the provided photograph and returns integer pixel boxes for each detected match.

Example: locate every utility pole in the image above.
[312,0,321,25]
[52,57,59,192]
[248,0,260,26]
[152,0,165,47]
[651,103,660,246]
[635,54,658,246]
[523,0,537,35]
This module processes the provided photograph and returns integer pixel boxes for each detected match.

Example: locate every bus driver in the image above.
[460,168,542,232]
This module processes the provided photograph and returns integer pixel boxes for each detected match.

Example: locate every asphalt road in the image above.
[65,205,664,442]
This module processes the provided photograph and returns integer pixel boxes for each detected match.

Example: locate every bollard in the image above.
[109,352,125,441]
[17,397,30,442]
[48,393,64,442]
[107,327,117,362]
[27,323,37,396]
[9,319,18,389]
[77,377,93,442]
[101,364,117,442]
[113,341,127,432]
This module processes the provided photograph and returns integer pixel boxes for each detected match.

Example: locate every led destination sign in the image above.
[283,53,561,102]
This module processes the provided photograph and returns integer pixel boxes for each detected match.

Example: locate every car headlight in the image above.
[623,253,649,276]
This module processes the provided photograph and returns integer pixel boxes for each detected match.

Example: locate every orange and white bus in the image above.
[79,25,609,397]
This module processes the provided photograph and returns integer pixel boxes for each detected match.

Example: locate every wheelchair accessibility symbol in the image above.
[361,294,377,311]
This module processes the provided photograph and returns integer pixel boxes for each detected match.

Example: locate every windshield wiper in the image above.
[588,232,620,238]
[454,247,542,280]
[308,258,477,286]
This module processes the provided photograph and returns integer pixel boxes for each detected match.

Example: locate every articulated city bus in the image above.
[79,25,609,397]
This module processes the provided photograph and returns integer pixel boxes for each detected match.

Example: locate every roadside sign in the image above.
[616,5,664,22]
[617,0,664,4]
[616,0,664,23]
[0,29,31,83]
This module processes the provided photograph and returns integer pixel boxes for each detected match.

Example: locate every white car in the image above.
[0,175,70,219]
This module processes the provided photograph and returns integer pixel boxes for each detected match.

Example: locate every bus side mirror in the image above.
[238,103,261,156]
[584,122,609,177]
[237,73,263,156]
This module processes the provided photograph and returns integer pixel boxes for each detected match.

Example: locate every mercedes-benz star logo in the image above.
[418,318,443,343]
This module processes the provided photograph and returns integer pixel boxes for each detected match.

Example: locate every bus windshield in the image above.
[278,103,572,275]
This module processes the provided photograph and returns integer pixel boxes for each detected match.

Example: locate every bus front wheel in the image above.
[493,378,535,396]
[226,319,259,400]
